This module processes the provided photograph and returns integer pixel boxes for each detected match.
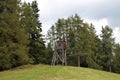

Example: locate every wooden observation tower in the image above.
[51,40,67,66]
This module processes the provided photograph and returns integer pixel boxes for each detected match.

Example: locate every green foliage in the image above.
[21,1,45,64]
[0,0,29,70]
[100,26,114,72]
[113,44,120,73]
[47,14,120,73]
[0,0,120,74]
[45,43,53,64]
[47,14,101,69]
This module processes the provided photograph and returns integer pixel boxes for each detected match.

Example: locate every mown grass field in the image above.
[0,65,120,80]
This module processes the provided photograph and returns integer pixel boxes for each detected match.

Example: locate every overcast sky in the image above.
[23,0,120,43]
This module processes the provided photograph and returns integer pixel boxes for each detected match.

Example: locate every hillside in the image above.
[0,65,120,80]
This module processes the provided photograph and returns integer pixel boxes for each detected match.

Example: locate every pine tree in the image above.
[113,43,120,73]
[47,14,101,69]
[0,0,29,70]
[21,1,45,64]
[85,24,102,69]
[45,43,53,64]
[100,26,114,72]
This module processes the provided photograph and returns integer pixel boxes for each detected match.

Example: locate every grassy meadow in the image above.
[0,65,120,80]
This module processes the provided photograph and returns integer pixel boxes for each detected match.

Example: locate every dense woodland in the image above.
[0,0,120,74]
[47,15,120,73]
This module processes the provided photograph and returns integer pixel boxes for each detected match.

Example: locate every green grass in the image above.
[0,65,120,80]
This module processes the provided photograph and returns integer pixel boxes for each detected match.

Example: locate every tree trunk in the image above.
[78,56,80,67]
[109,65,111,72]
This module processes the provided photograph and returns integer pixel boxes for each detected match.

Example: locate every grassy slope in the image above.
[0,65,120,80]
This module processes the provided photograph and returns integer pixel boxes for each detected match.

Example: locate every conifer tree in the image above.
[47,14,101,68]
[0,0,29,70]
[100,26,114,72]
[21,1,45,64]
[113,43,120,73]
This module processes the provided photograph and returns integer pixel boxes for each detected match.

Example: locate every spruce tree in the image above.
[0,0,29,70]
[21,1,45,64]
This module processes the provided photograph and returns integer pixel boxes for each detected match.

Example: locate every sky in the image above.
[22,0,120,43]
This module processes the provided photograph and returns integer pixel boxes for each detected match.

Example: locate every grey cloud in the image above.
[47,0,120,27]
[80,0,120,27]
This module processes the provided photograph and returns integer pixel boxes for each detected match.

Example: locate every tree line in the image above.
[47,14,120,73]
[0,0,46,70]
[0,0,120,74]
